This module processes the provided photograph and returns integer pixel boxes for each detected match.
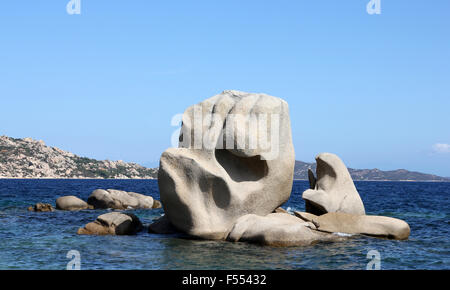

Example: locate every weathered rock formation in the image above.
[294,211,410,240]
[77,212,142,235]
[56,196,91,211]
[158,90,295,239]
[302,153,366,215]
[227,213,339,246]
[28,203,54,212]
[87,189,157,210]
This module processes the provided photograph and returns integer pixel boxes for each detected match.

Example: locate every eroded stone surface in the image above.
[294,211,410,240]
[158,90,296,239]
[302,153,365,215]
[227,213,340,246]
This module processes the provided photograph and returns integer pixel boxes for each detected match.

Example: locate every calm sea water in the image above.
[0,179,448,270]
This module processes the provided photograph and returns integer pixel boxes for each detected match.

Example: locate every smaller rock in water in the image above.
[77,212,142,235]
[294,211,410,240]
[56,196,91,211]
[148,216,178,234]
[152,200,162,209]
[28,203,54,212]
[87,189,155,210]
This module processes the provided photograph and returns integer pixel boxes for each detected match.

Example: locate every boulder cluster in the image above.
[154,90,411,246]
[27,90,411,246]
[28,189,161,236]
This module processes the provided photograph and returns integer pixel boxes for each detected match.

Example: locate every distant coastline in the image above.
[0,136,158,179]
[1,135,448,182]
[0,178,447,183]
[294,179,450,182]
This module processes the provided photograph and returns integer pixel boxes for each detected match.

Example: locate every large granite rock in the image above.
[227,213,339,246]
[87,189,155,210]
[77,212,142,235]
[294,211,410,240]
[28,203,54,212]
[158,90,296,239]
[302,153,365,215]
[56,196,91,211]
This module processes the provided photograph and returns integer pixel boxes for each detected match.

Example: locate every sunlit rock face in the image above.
[158,90,295,240]
[56,196,90,211]
[294,211,411,240]
[87,189,155,210]
[302,153,366,216]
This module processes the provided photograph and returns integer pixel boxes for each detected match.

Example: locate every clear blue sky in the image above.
[1,1,449,176]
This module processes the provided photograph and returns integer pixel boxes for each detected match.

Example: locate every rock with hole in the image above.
[158,90,296,239]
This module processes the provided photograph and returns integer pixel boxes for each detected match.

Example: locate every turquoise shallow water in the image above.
[0,179,449,270]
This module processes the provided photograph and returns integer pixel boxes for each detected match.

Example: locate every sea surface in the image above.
[0,179,448,270]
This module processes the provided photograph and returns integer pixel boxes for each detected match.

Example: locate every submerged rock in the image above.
[294,211,410,240]
[148,215,178,234]
[158,90,296,240]
[28,203,54,212]
[87,189,155,210]
[56,196,91,211]
[302,153,366,215]
[77,212,142,235]
[227,213,338,247]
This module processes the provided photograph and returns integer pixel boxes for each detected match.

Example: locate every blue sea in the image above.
[0,179,448,270]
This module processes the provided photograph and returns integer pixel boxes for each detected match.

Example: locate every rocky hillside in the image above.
[0,136,157,179]
[294,161,449,182]
[1,135,448,181]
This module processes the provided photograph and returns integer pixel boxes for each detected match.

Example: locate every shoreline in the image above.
[0,177,156,180]
[0,177,447,182]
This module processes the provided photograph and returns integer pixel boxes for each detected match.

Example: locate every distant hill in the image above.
[294,161,450,182]
[1,135,448,181]
[0,136,157,179]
